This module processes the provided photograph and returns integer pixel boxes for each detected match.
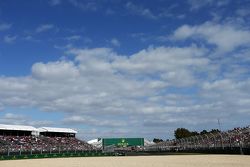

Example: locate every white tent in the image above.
[87,138,102,148]
[144,139,155,146]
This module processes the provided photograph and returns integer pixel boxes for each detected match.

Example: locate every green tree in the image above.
[200,130,208,135]
[191,131,199,136]
[210,129,220,133]
[174,128,192,139]
[153,138,163,143]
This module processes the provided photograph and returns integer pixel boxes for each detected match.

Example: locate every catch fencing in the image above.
[145,126,250,154]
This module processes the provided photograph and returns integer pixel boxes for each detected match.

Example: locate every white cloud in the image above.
[0,23,12,31]
[3,113,25,120]
[0,41,249,138]
[110,38,120,47]
[0,114,26,125]
[28,120,54,127]
[23,35,40,42]
[3,35,17,43]
[0,113,53,127]
[188,0,230,10]
[236,8,250,17]
[54,44,73,50]
[63,115,126,127]
[172,22,250,53]
[200,79,250,115]
[0,103,4,111]
[36,24,54,33]
[188,0,214,10]
[65,35,81,41]
[0,46,210,116]
[125,2,157,19]
[202,79,235,90]
[68,0,98,11]
[112,46,209,79]
[67,47,116,61]
[31,61,79,80]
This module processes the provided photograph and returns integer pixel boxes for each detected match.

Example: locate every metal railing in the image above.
[145,126,250,152]
[0,146,100,156]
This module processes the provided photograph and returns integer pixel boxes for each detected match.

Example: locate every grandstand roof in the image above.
[38,127,77,134]
[0,124,37,131]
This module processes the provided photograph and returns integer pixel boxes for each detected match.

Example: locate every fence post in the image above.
[195,136,198,149]
[210,133,216,148]
[218,132,224,149]
[199,135,204,148]
[240,141,243,155]
[184,138,188,149]
[229,134,232,149]
[239,130,244,155]
[225,132,232,149]
[193,136,197,149]
[204,134,210,148]
[179,139,182,149]
[7,147,10,156]
[181,138,185,149]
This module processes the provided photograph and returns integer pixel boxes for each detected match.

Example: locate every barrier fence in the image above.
[145,126,250,154]
[0,150,114,161]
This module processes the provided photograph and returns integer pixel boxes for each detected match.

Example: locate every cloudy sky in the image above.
[0,0,250,140]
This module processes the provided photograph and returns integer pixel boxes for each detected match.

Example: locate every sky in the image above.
[0,0,250,140]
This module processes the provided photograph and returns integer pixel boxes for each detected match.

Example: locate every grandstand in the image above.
[0,124,94,156]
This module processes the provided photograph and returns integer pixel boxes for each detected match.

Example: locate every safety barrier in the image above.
[145,126,250,153]
[0,151,114,161]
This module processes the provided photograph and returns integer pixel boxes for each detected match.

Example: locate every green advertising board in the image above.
[102,138,144,148]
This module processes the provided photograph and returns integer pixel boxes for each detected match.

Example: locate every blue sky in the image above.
[0,0,250,140]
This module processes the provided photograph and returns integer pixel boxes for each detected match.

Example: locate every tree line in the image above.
[174,128,221,139]
[153,128,221,143]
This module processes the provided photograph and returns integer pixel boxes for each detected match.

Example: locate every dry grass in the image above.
[0,155,250,167]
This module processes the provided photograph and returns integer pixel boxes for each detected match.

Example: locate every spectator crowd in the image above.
[0,135,95,154]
